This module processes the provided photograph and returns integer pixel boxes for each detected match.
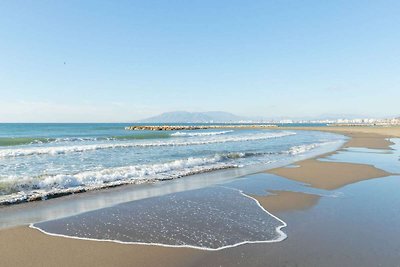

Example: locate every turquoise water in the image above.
[0,123,344,204]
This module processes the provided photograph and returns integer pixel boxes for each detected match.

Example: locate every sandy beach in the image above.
[3,0,399,265]
[1,126,400,266]
[282,126,400,149]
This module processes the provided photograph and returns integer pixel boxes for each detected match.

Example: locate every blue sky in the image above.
[0,0,399,122]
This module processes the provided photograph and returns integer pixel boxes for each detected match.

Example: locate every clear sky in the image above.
[0,0,399,122]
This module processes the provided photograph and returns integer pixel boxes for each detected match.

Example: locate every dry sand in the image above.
[1,126,399,267]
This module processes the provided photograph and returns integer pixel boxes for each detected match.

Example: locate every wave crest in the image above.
[0,154,242,204]
[0,131,296,158]
[171,130,234,137]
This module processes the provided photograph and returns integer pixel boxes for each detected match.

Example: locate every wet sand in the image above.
[1,126,399,266]
[253,190,320,213]
[0,227,200,267]
[266,126,396,190]
[31,186,286,250]
[279,126,400,150]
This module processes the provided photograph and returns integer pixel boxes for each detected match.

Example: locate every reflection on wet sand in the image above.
[31,186,286,250]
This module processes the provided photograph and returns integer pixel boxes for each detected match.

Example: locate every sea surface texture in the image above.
[33,186,285,250]
[0,123,344,204]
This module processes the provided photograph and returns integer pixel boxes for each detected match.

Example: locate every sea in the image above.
[0,123,345,205]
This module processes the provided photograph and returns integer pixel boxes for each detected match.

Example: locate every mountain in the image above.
[137,111,247,123]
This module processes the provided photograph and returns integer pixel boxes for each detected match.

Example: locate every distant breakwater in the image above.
[125,125,278,131]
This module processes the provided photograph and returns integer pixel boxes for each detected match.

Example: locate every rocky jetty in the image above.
[125,125,277,131]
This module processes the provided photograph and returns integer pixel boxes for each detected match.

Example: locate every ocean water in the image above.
[0,123,345,204]
[27,137,400,259]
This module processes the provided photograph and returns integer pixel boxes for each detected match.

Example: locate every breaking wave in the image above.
[0,134,173,147]
[0,131,296,158]
[288,141,337,155]
[0,137,57,147]
[171,130,234,137]
[0,153,244,204]
[0,140,340,205]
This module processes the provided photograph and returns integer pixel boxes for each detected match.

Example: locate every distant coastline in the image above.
[125,124,277,131]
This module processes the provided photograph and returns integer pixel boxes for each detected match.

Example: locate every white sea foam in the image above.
[0,131,296,158]
[0,153,246,204]
[171,130,234,137]
[0,140,337,205]
[288,141,336,155]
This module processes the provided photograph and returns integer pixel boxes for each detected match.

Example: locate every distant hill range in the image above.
[137,111,248,123]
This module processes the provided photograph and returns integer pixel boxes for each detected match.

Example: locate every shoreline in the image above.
[253,126,399,211]
[1,126,399,266]
[27,187,289,252]
[4,125,392,206]
[0,129,311,207]
[0,134,345,230]
[0,130,344,210]
[276,125,400,149]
